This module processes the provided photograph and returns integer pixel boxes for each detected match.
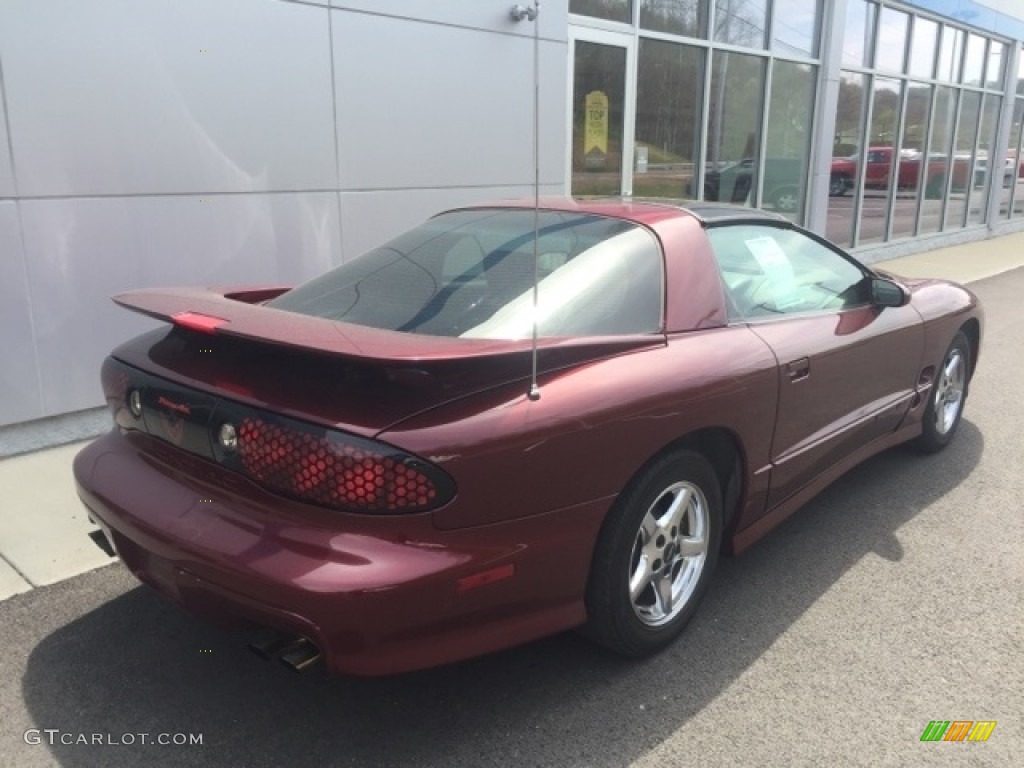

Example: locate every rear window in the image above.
[268,209,664,339]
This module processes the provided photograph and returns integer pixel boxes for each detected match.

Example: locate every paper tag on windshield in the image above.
[745,236,793,282]
[745,235,799,307]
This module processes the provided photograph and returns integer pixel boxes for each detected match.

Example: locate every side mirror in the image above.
[871,277,910,308]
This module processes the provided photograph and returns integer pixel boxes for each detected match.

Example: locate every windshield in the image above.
[268,209,664,339]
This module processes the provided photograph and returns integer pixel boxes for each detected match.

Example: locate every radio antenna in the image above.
[511,2,542,401]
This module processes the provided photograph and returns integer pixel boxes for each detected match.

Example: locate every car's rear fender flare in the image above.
[609,426,747,547]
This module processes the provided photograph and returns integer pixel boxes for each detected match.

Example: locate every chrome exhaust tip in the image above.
[248,632,322,672]
[280,638,322,673]
[248,632,304,661]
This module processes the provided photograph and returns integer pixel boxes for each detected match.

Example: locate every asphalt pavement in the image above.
[1,245,1022,767]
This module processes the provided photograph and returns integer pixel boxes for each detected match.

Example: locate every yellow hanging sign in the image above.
[584,91,609,156]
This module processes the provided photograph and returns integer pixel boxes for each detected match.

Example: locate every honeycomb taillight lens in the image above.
[233,416,454,514]
[99,358,453,514]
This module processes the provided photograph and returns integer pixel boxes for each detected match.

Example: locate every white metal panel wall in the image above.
[0,89,13,198]
[0,203,41,425]
[3,0,338,197]
[0,0,568,430]
[18,194,342,416]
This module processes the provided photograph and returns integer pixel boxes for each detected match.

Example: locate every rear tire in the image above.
[829,174,849,197]
[915,331,970,453]
[584,450,722,657]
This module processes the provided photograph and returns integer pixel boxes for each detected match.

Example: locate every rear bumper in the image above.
[73,431,608,676]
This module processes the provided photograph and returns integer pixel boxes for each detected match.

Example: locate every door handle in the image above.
[786,357,810,382]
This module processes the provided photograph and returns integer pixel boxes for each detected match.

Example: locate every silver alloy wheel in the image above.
[629,481,709,627]
[774,192,798,212]
[934,347,965,435]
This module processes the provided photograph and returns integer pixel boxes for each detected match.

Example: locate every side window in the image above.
[707,224,870,319]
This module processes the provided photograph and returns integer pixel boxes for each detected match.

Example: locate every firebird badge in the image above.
[157,395,190,445]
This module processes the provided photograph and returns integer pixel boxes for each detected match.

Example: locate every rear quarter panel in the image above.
[381,328,778,532]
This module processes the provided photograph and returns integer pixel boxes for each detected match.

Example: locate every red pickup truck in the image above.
[830,147,972,197]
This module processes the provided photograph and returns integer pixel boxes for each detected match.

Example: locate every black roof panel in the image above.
[586,197,789,224]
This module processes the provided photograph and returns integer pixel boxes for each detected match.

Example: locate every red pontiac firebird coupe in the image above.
[74,199,982,676]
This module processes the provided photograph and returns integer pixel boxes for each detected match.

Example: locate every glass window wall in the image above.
[858,77,904,245]
[571,41,627,196]
[826,72,869,246]
[569,0,1012,244]
[908,17,938,79]
[713,0,767,49]
[1007,52,1024,219]
[937,26,964,82]
[876,8,909,74]
[1005,97,1024,218]
[763,60,816,221]
[640,0,706,37]
[969,94,1001,225]
[963,34,987,86]
[771,0,820,58]
[891,83,932,239]
[633,40,704,198]
[705,52,766,206]
[842,0,876,69]
[986,42,1005,89]
[919,86,956,235]
[570,0,633,24]
[944,90,981,229]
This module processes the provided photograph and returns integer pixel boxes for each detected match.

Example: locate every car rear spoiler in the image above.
[113,286,662,365]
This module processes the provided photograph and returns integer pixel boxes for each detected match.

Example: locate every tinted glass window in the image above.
[875,7,908,73]
[269,210,664,339]
[986,42,1005,89]
[634,39,704,199]
[640,0,705,37]
[908,17,938,79]
[963,33,986,86]
[713,0,767,48]
[763,61,816,224]
[570,0,632,24]
[937,26,964,82]
[842,0,875,68]
[706,52,766,206]
[707,225,869,319]
[771,0,820,58]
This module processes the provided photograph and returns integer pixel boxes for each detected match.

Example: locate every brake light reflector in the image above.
[235,416,453,513]
[172,311,227,334]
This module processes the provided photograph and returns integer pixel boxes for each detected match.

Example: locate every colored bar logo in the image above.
[920,721,996,742]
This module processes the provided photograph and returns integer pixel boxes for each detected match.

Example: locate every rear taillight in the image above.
[231,416,453,513]
[99,357,454,514]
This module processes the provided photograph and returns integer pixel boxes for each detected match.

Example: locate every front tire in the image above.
[584,450,722,657]
[925,175,945,199]
[915,331,970,453]
[769,186,799,213]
